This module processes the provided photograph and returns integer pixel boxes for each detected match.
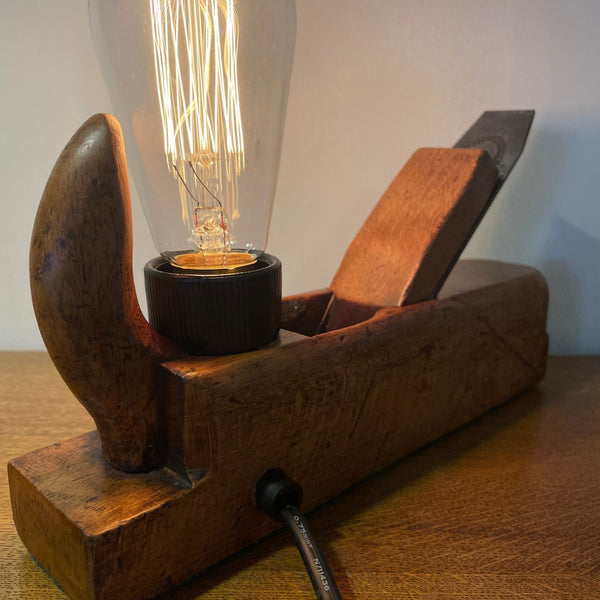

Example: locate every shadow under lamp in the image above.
[89,0,296,354]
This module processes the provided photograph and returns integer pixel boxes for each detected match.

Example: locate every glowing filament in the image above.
[150,0,245,258]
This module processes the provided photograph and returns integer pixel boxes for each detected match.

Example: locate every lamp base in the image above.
[9,260,548,600]
[144,253,281,355]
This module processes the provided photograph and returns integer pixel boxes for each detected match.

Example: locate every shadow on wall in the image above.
[466,126,565,260]
[465,124,600,355]
[540,217,600,355]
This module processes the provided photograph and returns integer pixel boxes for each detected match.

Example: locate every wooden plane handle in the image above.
[30,114,180,472]
[326,147,499,330]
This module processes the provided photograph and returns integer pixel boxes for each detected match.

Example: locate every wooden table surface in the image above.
[1,353,599,599]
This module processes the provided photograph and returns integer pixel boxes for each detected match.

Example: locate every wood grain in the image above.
[0,352,93,600]
[3,355,599,599]
[281,288,333,336]
[9,261,549,600]
[29,114,180,472]
[326,148,499,330]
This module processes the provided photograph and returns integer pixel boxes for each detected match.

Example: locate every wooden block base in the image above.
[9,261,548,600]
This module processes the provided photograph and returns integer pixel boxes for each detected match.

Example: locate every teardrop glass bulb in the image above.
[89,0,296,271]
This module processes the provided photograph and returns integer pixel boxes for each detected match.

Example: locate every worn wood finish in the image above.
[9,260,548,600]
[281,288,333,336]
[326,148,499,331]
[3,355,599,600]
[164,261,548,478]
[29,114,180,472]
[16,114,546,599]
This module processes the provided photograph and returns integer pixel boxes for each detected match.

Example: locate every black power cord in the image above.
[280,504,342,600]
[256,470,343,600]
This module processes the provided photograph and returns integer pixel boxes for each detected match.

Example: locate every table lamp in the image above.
[8,2,548,598]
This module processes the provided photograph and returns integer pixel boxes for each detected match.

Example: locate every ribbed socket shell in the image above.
[145,254,281,355]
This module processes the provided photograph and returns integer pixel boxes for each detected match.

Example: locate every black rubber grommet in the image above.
[255,469,303,521]
[144,254,281,355]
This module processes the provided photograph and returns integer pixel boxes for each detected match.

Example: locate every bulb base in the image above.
[144,254,281,355]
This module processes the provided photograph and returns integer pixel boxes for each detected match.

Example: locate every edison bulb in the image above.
[89,0,296,271]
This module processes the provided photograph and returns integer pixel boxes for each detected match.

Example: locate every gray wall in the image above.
[2,0,599,353]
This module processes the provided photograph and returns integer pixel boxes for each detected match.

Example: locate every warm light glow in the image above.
[172,251,256,270]
[150,0,245,266]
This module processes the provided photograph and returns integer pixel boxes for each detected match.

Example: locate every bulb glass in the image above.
[89,0,296,270]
